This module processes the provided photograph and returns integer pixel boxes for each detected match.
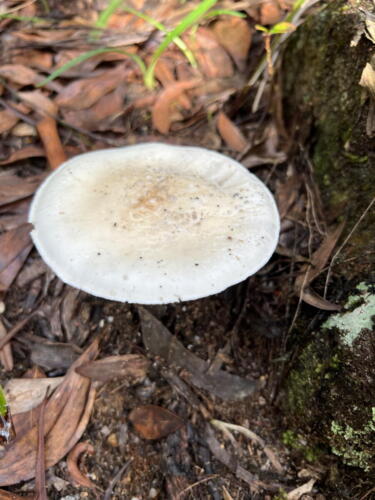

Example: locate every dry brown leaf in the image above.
[76,354,150,383]
[154,58,190,109]
[0,339,99,486]
[5,378,64,415]
[36,116,67,170]
[18,90,58,117]
[0,320,13,371]
[129,405,184,440]
[0,490,33,499]
[212,17,252,71]
[0,65,40,86]
[0,172,45,206]
[0,223,33,273]
[260,0,284,25]
[217,111,248,152]
[0,145,45,165]
[11,50,53,70]
[184,27,233,79]
[0,110,19,134]
[55,65,129,110]
[295,223,345,310]
[67,442,97,490]
[152,79,200,134]
[0,244,33,293]
[62,86,125,131]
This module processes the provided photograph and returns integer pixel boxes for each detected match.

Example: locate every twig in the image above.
[324,196,375,298]
[103,459,132,500]
[176,475,219,499]
[0,311,37,351]
[0,97,36,126]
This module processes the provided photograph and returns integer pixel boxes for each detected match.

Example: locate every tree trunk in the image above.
[281,0,375,478]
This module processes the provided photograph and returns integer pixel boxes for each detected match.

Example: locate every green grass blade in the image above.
[0,13,48,23]
[95,0,124,29]
[144,0,218,89]
[0,385,7,417]
[204,9,246,19]
[37,47,146,87]
[122,6,197,68]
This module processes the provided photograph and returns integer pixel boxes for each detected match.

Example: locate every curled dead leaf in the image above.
[152,80,200,134]
[212,17,252,71]
[67,441,97,490]
[0,146,45,165]
[0,339,99,486]
[5,377,64,415]
[217,112,248,152]
[129,405,184,440]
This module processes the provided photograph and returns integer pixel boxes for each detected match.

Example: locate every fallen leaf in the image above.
[260,1,283,25]
[287,478,316,499]
[76,354,150,384]
[0,339,99,486]
[212,17,252,71]
[217,111,248,152]
[36,116,67,170]
[0,244,33,293]
[30,341,82,371]
[67,442,97,490]
[0,320,13,371]
[62,86,126,131]
[18,90,58,117]
[0,172,45,206]
[184,27,233,79]
[154,59,190,109]
[0,490,33,499]
[11,123,37,137]
[129,405,184,440]
[12,50,53,70]
[35,391,48,500]
[0,146,45,165]
[0,109,19,134]
[0,65,40,86]
[139,307,258,401]
[295,223,345,310]
[55,65,129,110]
[5,378,64,415]
[152,80,200,134]
[0,223,33,274]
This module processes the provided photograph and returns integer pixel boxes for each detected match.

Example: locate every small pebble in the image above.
[100,425,110,436]
[107,315,114,323]
[107,433,119,447]
[149,488,158,498]
[98,319,105,328]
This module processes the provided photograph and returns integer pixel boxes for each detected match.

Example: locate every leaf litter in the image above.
[0,0,355,497]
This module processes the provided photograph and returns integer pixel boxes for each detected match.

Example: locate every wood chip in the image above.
[76,354,150,384]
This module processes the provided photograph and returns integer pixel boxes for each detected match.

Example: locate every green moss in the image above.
[330,409,375,470]
[281,430,320,462]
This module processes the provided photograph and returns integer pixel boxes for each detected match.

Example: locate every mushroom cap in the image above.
[29,143,279,304]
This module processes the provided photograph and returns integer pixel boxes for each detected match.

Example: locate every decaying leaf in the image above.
[0,65,41,86]
[55,65,129,110]
[212,17,252,71]
[139,307,258,401]
[295,223,345,310]
[0,339,99,486]
[36,116,67,170]
[30,341,82,371]
[5,377,64,415]
[152,80,200,134]
[0,172,45,206]
[0,146,45,165]
[359,62,375,98]
[184,27,233,79]
[129,405,184,440]
[18,90,58,117]
[0,385,16,447]
[76,354,150,384]
[0,320,13,372]
[0,110,19,134]
[67,441,97,490]
[217,111,248,152]
[0,223,33,273]
[0,244,33,293]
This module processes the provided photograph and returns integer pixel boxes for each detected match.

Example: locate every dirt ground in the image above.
[0,0,373,499]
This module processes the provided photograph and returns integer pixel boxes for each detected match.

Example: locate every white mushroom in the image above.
[29,143,279,304]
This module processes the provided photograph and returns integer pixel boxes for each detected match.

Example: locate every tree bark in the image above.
[282,0,375,476]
